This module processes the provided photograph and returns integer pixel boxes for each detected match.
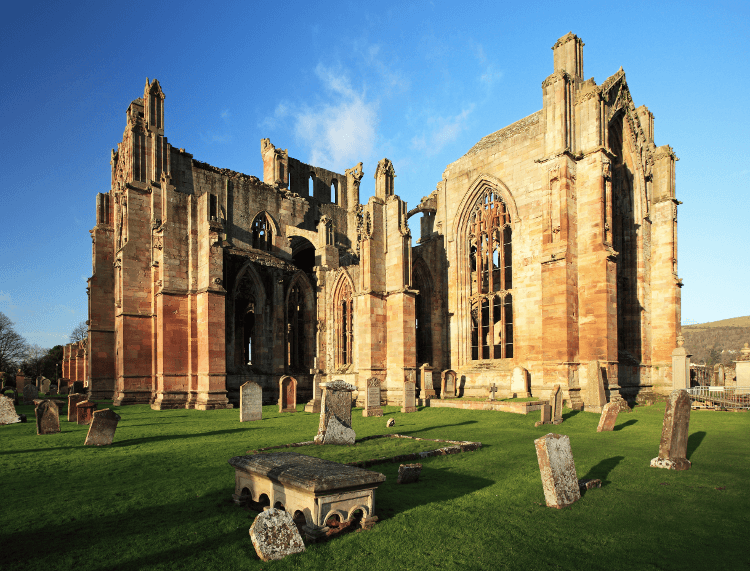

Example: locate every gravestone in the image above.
[440,370,457,399]
[0,395,24,425]
[650,389,691,470]
[585,360,607,412]
[240,381,262,422]
[397,463,422,484]
[550,384,563,424]
[534,432,581,509]
[84,408,122,446]
[717,365,725,386]
[672,334,691,390]
[736,343,750,386]
[41,378,51,394]
[534,403,552,427]
[511,367,530,398]
[278,376,297,413]
[596,401,620,432]
[16,371,26,394]
[76,400,97,425]
[363,377,383,417]
[48,384,58,395]
[23,383,38,404]
[402,380,417,413]
[304,372,323,413]
[488,383,498,401]
[314,380,356,445]
[71,381,84,394]
[249,507,305,561]
[420,364,436,399]
[68,394,87,422]
[35,400,60,435]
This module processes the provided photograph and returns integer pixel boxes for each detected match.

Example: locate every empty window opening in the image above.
[243,301,255,365]
[251,212,274,251]
[309,174,314,197]
[332,179,338,205]
[210,194,218,220]
[287,284,305,371]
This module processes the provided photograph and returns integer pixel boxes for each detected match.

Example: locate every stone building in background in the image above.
[67,33,681,408]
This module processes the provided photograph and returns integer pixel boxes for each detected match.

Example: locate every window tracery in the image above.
[334,276,353,368]
[251,212,274,251]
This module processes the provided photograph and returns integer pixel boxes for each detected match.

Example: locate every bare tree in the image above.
[69,321,88,343]
[0,312,28,373]
[25,344,49,379]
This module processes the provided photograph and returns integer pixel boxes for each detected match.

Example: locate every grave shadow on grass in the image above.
[376,465,493,521]
[580,455,624,487]
[687,431,706,459]
[613,419,638,431]
[115,427,248,446]
[396,420,479,436]
[562,409,581,420]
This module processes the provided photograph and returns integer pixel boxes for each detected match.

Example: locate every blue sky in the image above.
[1,0,748,348]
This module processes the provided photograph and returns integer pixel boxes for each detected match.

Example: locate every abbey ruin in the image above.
[62,33,681,409]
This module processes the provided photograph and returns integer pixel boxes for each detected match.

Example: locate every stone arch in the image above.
[285,271,316,373]
[412,256,434,367]
[231,261,267,370]
[330,268,355,370]
[250,210,280,251]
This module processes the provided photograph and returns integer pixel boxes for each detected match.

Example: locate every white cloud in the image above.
[411,106,475,156]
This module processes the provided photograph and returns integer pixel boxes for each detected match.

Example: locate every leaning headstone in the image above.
[240,381,262,422]
[35,400,60,435]
[249,507,305,562]
[278,376,297,413]
[41,378,51,394]
[535,403,552,427]
[440,370,457,399]
[76,400,97,425]
[315,380,356,445]
[23,383,38,404]
[397,463,423,484]
[402,380,417,413]
[596,401,620,432]
[0,395,24,425]
[84,408,122,446]
[511,367,530,398]
[68,394,87,422]
[550,384,563,424]
[534,433,581,508]
[650,389,691,470]
[363,377,383,417]
[585,360,607,412]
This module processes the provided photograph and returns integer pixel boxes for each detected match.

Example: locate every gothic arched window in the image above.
[468,188,513,360]
[287,285,304,371]
[251,212,274,251]
[334,276,353,368]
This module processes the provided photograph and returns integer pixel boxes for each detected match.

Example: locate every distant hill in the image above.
[681,316,750,366]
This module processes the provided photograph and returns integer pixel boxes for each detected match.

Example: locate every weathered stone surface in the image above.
[363,377,382,417]
[240,381,262,422]
[40,378,51,394]
[401,381,417,413]
[68,394,87,422]
[249,508,305,562]
[534,433,580,508]
[23,383,38,404]
[386,418,395,427]
[35,400,60,435]
[420,364,436,398]
[76,400,97,425]
[534,403,552,427]
[278,376,297,413]
[84,408,121,446]
[578,478,602,492]
[397,463,422,484]
[441,370,457,399]
[511,367,530,398]
[650,389,691,470]
[550,384,563,424]
[488,383,498,401]
[585,360,607,412]
[315,380,355,444]
[596,401,620,432]
[0,395,23,425]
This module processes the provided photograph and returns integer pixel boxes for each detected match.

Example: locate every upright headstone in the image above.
[16,370,26,394]
[735,343,750,387]
[585,361,607,412]
[240,381,262,422]
[84,408,122,446]
[315,380,356,445]
[35,400,60,435]
[40,378,51,394]
[363,377,383,417]
[0,395,24,425]
[534,403,552,427]
[440,370,457,399]
[249,508,305,562]
[672,334,691,390]
[650,389,691,470]
[534,433,581,509]
[23,383,38,404]
[511,367,531,398]
[71,381,84,394]
[278,376,297,413]
[420,364,436,399]
[488,383,498,401]
[596,401,620,432]
[304,372,323,413]
[48,383,58,395]
[76,400,97,425]
[717,365,725,387]
[550,384,563,424]
[68,394,87,422]
[402,380,417,413]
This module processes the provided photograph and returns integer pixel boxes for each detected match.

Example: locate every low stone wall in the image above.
[426,399,545,414]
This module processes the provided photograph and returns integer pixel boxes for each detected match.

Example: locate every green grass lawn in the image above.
[1,401,748,571]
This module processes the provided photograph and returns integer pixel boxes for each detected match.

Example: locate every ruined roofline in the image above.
[456,109,543,162]
[190,158,261,183]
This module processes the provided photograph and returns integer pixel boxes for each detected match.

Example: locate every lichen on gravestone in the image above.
[249,508,305,561]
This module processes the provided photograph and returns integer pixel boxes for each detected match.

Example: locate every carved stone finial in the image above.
[741,342,750,360]
[676,333,685,348]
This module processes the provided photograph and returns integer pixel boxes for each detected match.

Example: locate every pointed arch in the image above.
[250,211,280,252]
[412,257,433,366]
[231,261,266,369]
[331,269,355,369]
[285,271,316,373]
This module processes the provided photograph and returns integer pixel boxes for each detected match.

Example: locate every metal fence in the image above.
[686,386,750,410]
